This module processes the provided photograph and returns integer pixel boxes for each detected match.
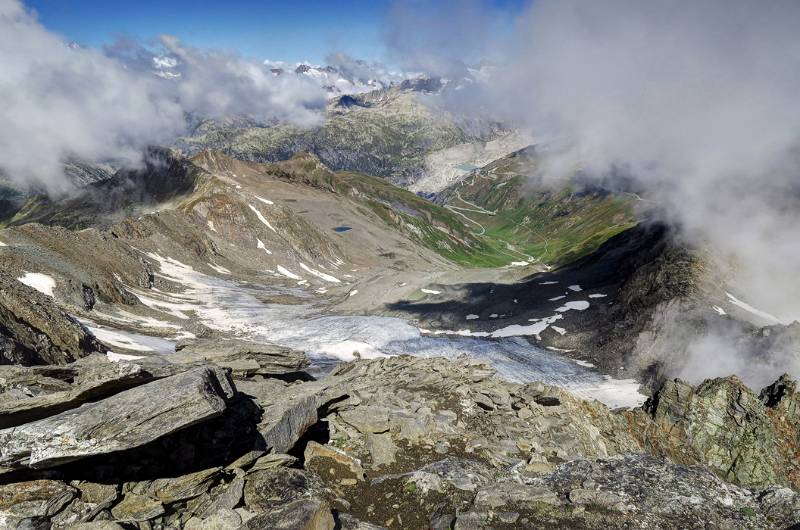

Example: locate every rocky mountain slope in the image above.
[0,145,797,527]
[175,83,507,188]
[388,220,800,395]
[0,347,797,529]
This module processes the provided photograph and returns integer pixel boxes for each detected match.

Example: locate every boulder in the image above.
[0,356,150,428]
[0,480,76,519]
[0,366,234,472]
[0,270,101,365]
[109,493,164,522]
[243,467,324,515]
[236,377,349,454]
[239,498,334,530]
[173,338,310,379]
[338,406,390,434]
[64,523,126,530]
[365,433,398,467]
[146,466,222,504]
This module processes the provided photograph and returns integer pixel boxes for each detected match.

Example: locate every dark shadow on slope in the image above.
[387,221,672,330]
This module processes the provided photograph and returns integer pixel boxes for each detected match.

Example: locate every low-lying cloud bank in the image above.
[387,0,800,383]
[390,1,800,319]
[500,0,800,329]
[0,0,327,193]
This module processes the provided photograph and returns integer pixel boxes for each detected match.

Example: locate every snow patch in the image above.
[725,292,782,324]
[0,240,6,246]
[556,301,590,312]
[17,272,56,297]
[256,238,273,255]
[208,263,231,275]
[277,265,301,280]
[712,305,727,316]
[540,281,558,285]
[568,285,582,292]
[509,261,529,267]
[549,295,566,301]
[91,309,181,330]
[299,263,341,283]
[466,314,479,320]
[588,293,607,298]
[430,329,489,337]
[207,220,217,232]
[421,288,441,295]
[349,290,359,297]
[107,352,145,362]
[248,204,277,232]
[315,340,387,361]
[256,196,274,205]
[490,314,564,339]
[551,326,567,335]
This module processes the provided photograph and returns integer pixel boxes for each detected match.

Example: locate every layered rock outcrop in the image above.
[0,352,796,529]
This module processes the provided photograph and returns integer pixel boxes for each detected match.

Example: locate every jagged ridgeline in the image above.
[4,148,597,268]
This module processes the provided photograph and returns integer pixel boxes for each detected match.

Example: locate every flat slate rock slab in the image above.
[0,366,234,472]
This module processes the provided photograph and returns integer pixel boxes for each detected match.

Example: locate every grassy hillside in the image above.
[439,147,638,267]
[197,151,513,267]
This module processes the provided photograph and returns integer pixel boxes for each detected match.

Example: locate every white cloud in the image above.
[498,0,800,325]
[390,0,800,325]
[0,0,327,192]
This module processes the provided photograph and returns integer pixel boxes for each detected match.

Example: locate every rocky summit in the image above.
[0,347,797,529]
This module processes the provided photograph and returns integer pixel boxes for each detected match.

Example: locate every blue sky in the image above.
[25,0,392,64]
[24,0,527,65]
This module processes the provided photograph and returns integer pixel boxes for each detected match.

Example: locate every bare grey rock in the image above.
[109,493,164,522]
[0,357,150,428]
[336,513,388,530]
[238,498,334,530]
[243,467,324,515]
[0,366,234,472]
[247,453,298,472]
[147,466,222,503]
[0,480,76,519]
[64,522,126,530]
[338,406,390,434]
[0,270,101,365]
[184,507,242,530]
[173,337,310,379]
[365,433,398,467]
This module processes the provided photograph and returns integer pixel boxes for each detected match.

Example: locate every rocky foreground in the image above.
[0,340,798,529]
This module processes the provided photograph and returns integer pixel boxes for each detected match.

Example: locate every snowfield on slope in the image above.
[114,253,645,408]
[17,272,56,297]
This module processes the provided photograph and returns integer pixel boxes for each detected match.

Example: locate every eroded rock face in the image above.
[641,374,800,489]
[0,355,151,428]
[0,271,101,366]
